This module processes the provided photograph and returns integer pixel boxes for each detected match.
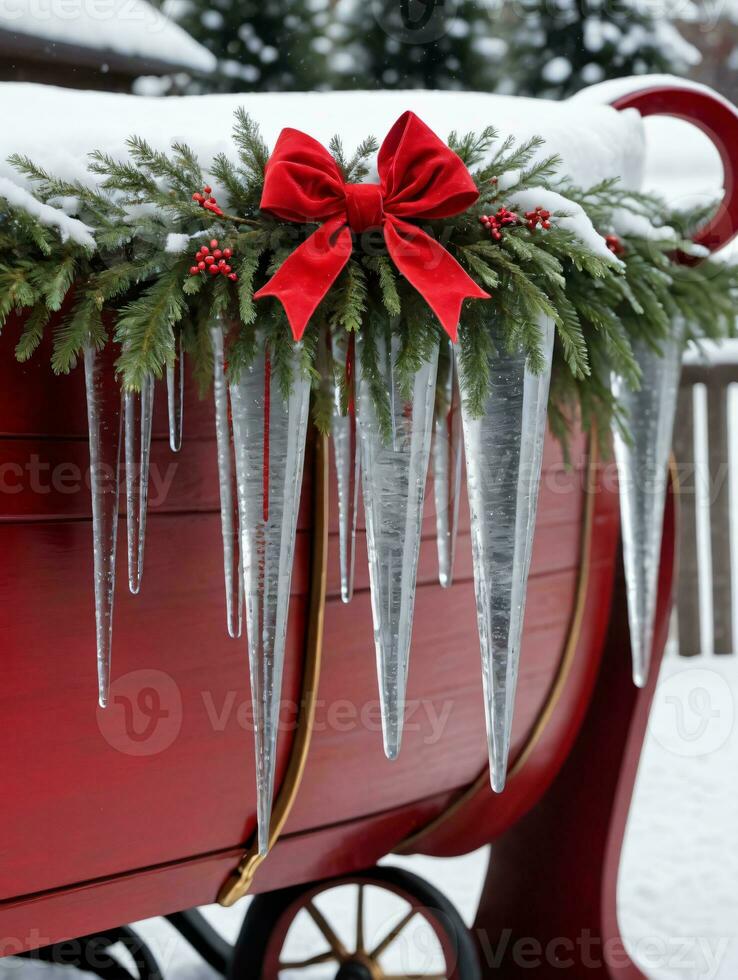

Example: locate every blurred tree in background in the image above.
[166,0,700,98]
[174,0,331,92]
[326,0,504,90]
[500,0,699,99]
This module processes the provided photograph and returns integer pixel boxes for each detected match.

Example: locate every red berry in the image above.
[198,261,206,270]
[208,264,219,276]
[210,239,218,249]
[189,266,199,275]
[205,255,215,265]
[203,185,212,194]
[223,248,232,258]
[213,249,222,259]
[192,192,202,202]
[228,273,238,282]
[223,264,232,274]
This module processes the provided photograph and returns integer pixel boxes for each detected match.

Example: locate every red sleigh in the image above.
[1,83,737,979]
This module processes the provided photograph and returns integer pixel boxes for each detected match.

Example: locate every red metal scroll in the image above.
[612,84,738,258]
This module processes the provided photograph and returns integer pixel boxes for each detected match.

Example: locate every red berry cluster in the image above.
[478,206,520,241]
[525,207,552,231]
[605,233,625,256]
[189,239,237,281]
[191,185,224,218]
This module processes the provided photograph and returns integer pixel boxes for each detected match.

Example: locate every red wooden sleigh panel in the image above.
[0,315,615,949]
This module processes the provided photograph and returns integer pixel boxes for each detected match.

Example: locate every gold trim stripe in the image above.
[217,433,329,907]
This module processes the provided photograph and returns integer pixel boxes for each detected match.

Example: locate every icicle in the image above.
[124,374,154,595]
[612,328,683,688]
[356,328,438,761]
[330,332,360,603]
[432,340,463,588]
[229,339,311,856]
[210,320,242,638]
[458,316,555,792]
[167,332,184,452]
[84,344,123,708]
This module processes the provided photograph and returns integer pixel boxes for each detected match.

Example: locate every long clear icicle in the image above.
[230,341,311,856]
[356,329,438,760]
[612,328,683,688]
[210,320,242,638]
[432,340,463,588]
[330,332,360,603]
[124,374,154,594]
[84,345,123,708]
[458,316,554,792]
[167,332,184,452]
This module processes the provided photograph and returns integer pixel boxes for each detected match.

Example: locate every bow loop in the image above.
[260,128,346,223]
[254,112,490,341]
[378,111,481,220]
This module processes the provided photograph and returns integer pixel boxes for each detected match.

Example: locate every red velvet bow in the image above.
[253,111,490,342]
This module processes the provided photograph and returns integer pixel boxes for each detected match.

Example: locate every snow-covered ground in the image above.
[619,650,738,979]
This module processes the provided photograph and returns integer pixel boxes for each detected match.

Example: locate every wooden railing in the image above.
[674,356,737,656]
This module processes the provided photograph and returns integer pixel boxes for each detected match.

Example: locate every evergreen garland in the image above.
[1,109,737,452]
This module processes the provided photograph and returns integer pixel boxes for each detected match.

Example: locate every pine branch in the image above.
[15,304,50,361]
[232,108,269,182]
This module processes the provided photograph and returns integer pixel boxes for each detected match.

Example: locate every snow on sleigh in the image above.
[1,77,738,980]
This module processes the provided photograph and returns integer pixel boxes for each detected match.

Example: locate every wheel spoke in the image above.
[278,949,338,969]
[305,900,350,961]
[356,884,365,954]
[369,908,417,959]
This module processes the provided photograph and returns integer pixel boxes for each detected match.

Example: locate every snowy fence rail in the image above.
[674,360,737,657]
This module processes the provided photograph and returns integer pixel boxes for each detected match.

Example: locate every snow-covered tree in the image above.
[502,0,700,99]
[677,7,738,106]
[327,0,506,91]
[172,0,332,92]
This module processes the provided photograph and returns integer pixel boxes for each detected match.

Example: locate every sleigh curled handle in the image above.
[612,85,738,258]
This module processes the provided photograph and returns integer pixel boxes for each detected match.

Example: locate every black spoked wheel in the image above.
[228,865,480,980]
[18,926,162,980]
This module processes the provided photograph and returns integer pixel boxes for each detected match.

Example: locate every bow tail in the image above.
[384,217,490,342]
[254,216,352,341]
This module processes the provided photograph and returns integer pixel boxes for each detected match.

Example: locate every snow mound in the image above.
[0,176,95,248]
[570,74,729,217]
[0,0,216,73]
[512,186,622,264]
[0,82,646,195]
